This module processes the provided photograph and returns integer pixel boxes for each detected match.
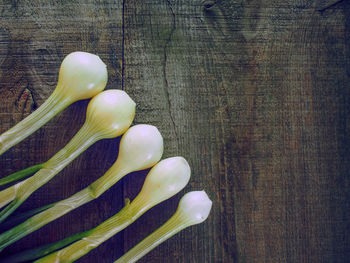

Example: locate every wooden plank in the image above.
[122,1,236,262]
[0,1,126,262]
[122,0,349,262]
[229,1,350,263]
[0,0,349,263]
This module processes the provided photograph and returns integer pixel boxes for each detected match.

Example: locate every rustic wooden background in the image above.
[0,0,350,262]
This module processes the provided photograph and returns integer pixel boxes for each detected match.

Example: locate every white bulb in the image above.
[116,124,164,171]
[139,157,191,204]
[177,191,212,224]
[57,51,108,101]
[85,90,136,138]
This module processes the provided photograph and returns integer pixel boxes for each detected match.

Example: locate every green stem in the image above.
[0,229,92,263]
[35,197,147,262]
[0,187,92,250]
[0,201,57,231]
[0,168,56,224]
[43,122,100,170]
[115,211,189,263]
[0,164,43,187]
[0,123,99,222]
[0,166,127,250]
[0,89,71,156]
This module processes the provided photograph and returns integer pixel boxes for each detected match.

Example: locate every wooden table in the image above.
[0,0,349,262]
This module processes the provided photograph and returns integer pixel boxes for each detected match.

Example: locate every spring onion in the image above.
[115,191,212,263]
[0,51,108,156]
[0,89,136,223]
[34,156,191,263]
[0,124,163,250]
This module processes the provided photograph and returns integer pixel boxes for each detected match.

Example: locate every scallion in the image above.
[0,89,136,223]
[0,51,108,156]
[34,156,191,263]
[0,124,163,250]
[115,191,212,263]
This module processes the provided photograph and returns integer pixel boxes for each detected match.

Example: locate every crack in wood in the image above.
[15,86,27,106]
[163,0,179,148]
[202,0,217,9]
[25,85,36,110]
[316,0,346,12]
[15,85,36,117]
[121,0,126,90]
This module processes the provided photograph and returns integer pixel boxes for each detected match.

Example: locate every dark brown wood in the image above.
[0,0,350,262]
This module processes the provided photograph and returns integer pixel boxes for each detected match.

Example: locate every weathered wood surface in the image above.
[0,0,349,262]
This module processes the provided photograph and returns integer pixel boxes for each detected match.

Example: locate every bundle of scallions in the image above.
[0,88,136,223]
[0,124,163,251]
[0,52,212,262]
[1,157,193,262]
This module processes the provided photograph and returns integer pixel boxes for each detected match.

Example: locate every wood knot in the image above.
[202,0,216,9]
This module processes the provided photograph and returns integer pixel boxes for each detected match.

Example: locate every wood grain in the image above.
[0,0,349,262]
